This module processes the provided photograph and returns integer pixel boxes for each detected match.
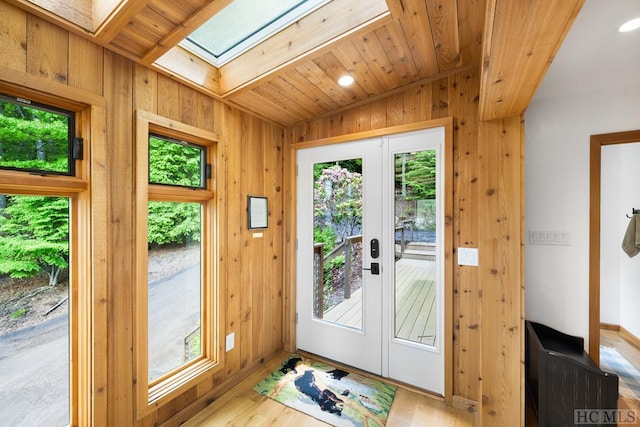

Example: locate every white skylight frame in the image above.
[181,0,332,68]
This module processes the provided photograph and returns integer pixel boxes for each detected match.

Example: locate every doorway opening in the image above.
[294,123,452,395]
[589,130,640,365]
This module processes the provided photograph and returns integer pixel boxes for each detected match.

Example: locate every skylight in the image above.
[182,0,331,67]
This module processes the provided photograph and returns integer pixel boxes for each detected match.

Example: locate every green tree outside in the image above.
[0,98,71,286]
[147,135,204,246]
[0,100,69,173]
[148,201,201,246]
[0,196,69,286]
[148,136,203,188]
[395,150,436,200]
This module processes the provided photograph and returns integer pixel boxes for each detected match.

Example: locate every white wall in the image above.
[525,83,640,349]
[600,145,621,326]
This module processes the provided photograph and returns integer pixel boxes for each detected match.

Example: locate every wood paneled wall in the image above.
[478,116,524,425]
[287,68,525,426]
[0,2,285,425]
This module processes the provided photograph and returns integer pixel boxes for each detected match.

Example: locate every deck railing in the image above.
[313,242,325,318]
[313,235,363,319]
[395,225,405,257]
[395,220,414,258]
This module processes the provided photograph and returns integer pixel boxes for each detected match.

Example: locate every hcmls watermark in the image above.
[575,409,638,425]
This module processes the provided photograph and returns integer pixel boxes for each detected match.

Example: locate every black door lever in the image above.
[363,262,380,275]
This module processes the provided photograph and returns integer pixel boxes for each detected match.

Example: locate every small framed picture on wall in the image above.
[248,195,268,229]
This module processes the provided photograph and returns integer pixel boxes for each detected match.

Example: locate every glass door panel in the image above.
[393,150,438,347]
[385,128,445,394]
[312,160,363,330]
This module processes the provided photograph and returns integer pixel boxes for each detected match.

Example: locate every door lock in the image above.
[370,238,380,259]
[363,262,380,275]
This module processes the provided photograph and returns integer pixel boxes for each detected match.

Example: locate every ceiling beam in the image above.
[479,0,584,121]
[93,0,150,43]
[141,0,234,65]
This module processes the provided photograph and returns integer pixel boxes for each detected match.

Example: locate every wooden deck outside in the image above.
[323,258,437,346]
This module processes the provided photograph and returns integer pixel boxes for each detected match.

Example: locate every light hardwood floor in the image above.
[184,350,476,426]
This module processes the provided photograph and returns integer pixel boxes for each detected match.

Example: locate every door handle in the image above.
[363,262,380,275]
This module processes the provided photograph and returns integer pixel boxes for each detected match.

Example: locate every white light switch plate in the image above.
[458,247,479,266]
[528,230,571,246]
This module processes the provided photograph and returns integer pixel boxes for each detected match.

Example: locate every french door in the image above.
[296,127,447,394]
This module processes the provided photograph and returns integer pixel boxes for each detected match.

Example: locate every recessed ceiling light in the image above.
[619,17,640,32]
[338,75,354,87]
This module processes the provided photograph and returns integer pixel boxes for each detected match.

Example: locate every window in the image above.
[0,89,92,426]
[135,111,220,415]
[181,0,330,66]
[0,93,77,175]
[148,134,208,188]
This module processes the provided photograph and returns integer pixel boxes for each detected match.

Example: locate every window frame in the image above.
[0,75,106,426]
[134,110,221,418]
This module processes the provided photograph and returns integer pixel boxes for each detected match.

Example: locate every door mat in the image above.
[600,345,640,400]
[253,354,396,426]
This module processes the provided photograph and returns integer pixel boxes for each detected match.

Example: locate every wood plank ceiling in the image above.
[6,0,582,127]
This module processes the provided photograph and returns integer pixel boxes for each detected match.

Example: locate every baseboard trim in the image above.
[620,326,640,350]
[600,323,620,331]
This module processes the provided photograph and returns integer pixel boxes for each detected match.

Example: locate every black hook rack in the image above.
[626,208,640,218]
